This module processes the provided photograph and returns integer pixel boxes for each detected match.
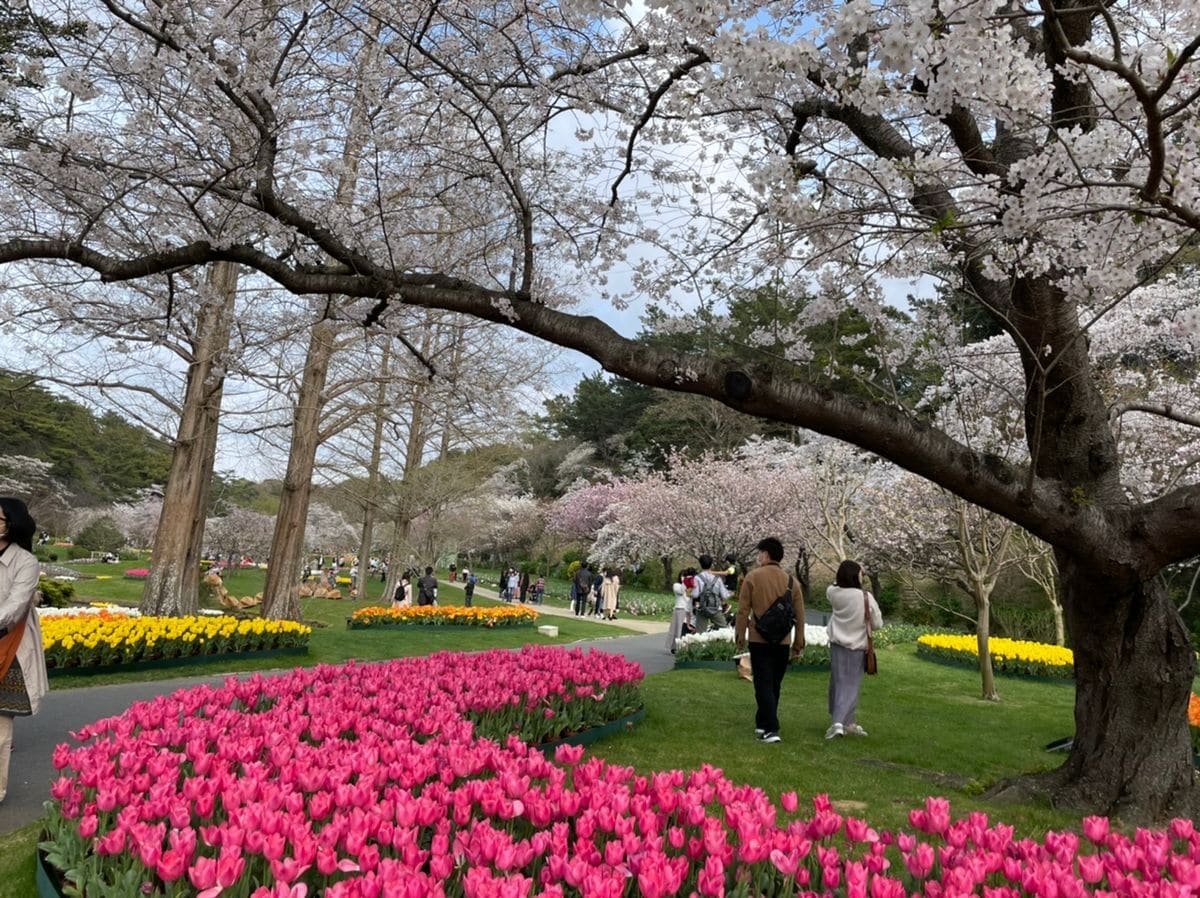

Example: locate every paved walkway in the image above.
[0,628,674,833]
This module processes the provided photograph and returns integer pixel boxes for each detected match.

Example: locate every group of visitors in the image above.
[569,563,621,619]
[666,553,740,645]
[730,538,882,746]
[498,568,545,604]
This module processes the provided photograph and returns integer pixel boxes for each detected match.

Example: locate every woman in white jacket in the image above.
[0,497,49,804]
[825,560,882,740]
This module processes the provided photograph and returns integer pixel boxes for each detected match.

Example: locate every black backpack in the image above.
[754,576,796,644]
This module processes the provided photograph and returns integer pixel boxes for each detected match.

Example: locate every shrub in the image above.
[37,577,75,608]
[74,517,125,555]
[564,559,582,582]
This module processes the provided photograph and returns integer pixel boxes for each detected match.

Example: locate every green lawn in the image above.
[0,641,1091,898]
[590,644,1078,834]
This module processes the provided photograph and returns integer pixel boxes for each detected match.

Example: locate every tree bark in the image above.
[141,262,237,615]
[355,341,390,598]
[661,554,674,591]
[382,386,430,604]
[991,555,1198,820]
[261,316,337,620]
[973,587,999,702]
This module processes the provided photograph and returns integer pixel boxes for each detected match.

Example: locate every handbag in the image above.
[754,575,796,644]
[0,617,27,680]
[863,589,878,675]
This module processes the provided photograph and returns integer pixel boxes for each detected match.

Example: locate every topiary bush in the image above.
[38,577,76,608]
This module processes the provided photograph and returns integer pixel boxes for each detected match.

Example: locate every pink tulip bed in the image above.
[41,646,1200,898]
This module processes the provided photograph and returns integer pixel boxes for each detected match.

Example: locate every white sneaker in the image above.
[754,728,766,737]
[759,732,782,744]
[824,723,844,740]
[845,724,869,737]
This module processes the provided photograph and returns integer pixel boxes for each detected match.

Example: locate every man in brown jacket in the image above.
[734,537,806,743]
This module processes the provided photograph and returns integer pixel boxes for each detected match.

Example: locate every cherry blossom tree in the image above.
[0,455,72,532]
[856,466,1020,702]
[204,507,275,565]
[587,450,813,587]
[547,479,637,544]
[4,0,1200,817]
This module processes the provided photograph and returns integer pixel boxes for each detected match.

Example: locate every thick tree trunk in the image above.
[141,263,237,615]
[261,317,337,620]
[383,389,429,604]
[355,342,390,598]
[661,555,674,591]
[1055,558,1197,820]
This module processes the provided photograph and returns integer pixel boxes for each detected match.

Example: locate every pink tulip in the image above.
[1082,816,1110,844]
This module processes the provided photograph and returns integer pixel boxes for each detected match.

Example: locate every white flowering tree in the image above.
[857,466,1021,702]
[5,0,1200,816]
[204,507,276,567]
[0,455,72,533]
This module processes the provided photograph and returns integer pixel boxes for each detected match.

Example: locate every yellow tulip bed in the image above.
[349,605,539,629]
[916,633,1074,679]
[42,611,311,670]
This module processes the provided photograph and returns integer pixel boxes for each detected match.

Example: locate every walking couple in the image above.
[734,538,881,744]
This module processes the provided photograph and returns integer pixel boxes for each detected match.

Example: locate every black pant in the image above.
[749,642,790,734]
[464,588,474,607]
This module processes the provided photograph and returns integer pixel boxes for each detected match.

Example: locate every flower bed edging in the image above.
[916,650,1074,685]
[534,707,646,754]
[35,846,61,898]
[46,646,311,677]
[346,620,536,630]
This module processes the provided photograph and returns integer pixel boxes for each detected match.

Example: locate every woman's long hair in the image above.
[0,497,36,552]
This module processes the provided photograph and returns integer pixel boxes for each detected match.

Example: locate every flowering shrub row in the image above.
[42,645,1200,898]
[124,568,151,579]
[41,612,311,670]
[348,605,539,628]
[674,625,830,664]
[917,634,1074,679]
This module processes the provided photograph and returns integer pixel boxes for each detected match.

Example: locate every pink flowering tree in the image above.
[6,0,1200,817]
[547,479,636,544]
[588,450,813,588]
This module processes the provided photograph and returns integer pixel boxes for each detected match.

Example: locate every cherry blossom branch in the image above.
[1110,401,1200,431]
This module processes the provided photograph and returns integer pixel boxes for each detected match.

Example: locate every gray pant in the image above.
[697,608,727,632]
[829,643,866,726]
